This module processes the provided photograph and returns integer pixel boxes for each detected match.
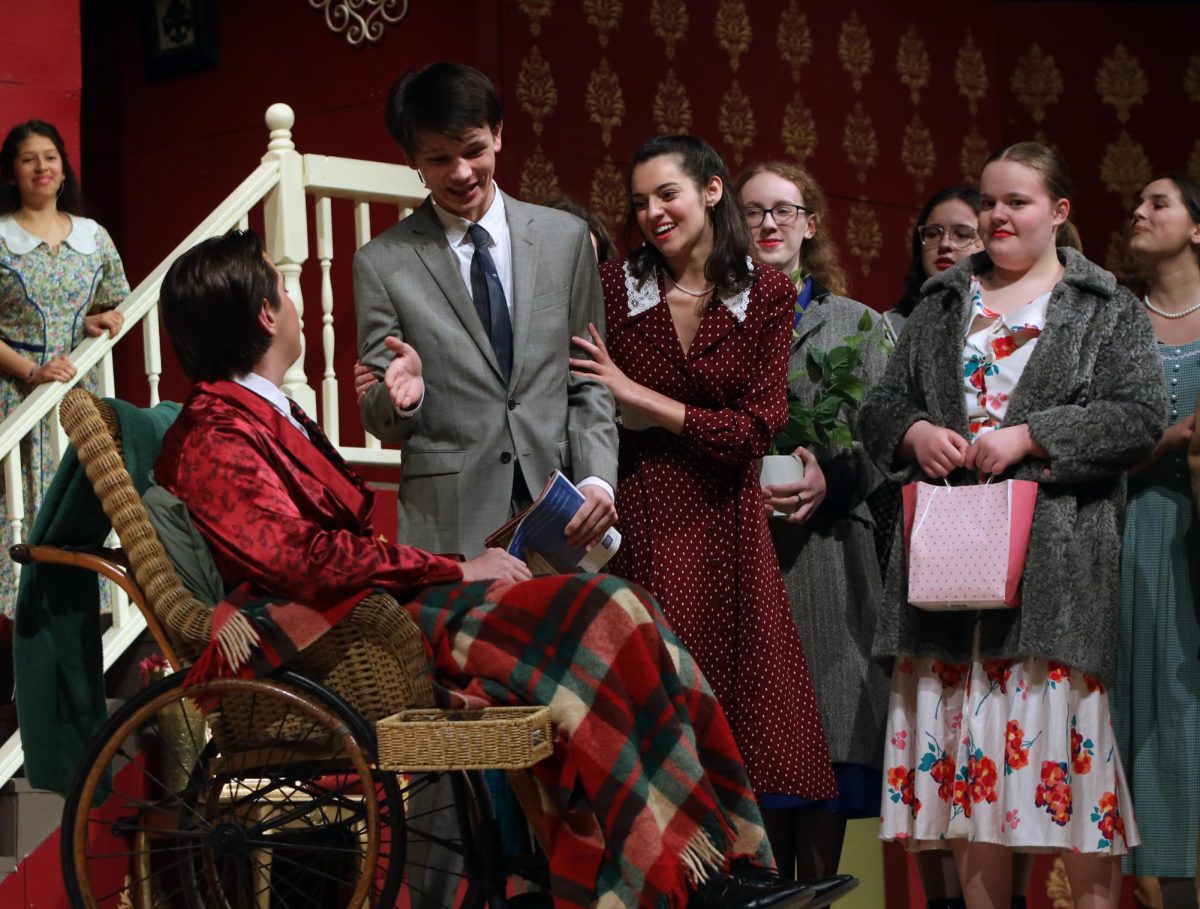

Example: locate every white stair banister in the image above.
[261,103,316,414]
[315,194,339,445]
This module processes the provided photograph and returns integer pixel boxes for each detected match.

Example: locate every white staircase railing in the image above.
[0,103,427,789]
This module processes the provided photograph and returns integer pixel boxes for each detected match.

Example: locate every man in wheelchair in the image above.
[152,230,823,909]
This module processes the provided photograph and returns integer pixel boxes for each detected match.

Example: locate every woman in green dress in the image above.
[1113,172,1200,909]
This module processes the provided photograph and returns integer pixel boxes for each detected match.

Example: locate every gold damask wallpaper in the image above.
[499,0,1200,309]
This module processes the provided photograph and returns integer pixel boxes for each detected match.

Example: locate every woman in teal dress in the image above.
[1113,172,1200,908]
[0,120,127,617]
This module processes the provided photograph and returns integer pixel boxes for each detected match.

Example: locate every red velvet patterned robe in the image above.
[155,380,463,613]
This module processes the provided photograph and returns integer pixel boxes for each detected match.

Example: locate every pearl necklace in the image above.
[666,273,714,298]
[1143,295,1200,319]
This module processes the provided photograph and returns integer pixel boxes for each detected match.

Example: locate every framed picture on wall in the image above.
[140,0,218,82]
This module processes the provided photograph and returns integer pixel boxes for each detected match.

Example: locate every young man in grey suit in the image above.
[354,62,618,558]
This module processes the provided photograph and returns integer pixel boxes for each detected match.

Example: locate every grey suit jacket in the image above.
[354,192,618,557]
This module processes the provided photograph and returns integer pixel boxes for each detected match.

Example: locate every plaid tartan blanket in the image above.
[187,571,771,907]
[407,573,772,909]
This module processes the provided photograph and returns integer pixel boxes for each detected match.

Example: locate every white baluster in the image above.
[262,103,316,413]
[4,447,24,553]
[315,195,339,445]
[49,400,66,468]
[398,205,412,222]
[238,212,250,232]
[353,201,372,250]
[143,304,162,407]
[98,348,116,398]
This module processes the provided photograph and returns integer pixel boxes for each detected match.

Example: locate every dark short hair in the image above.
[897,185,981,316]
[0,120,83,215]
[624,135,753,300]
[385,62,502,158]
[539,195,614,262]
[160,230,280,382]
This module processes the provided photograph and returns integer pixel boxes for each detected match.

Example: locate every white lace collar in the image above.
[621,259,752,323]
[0,214,99,255]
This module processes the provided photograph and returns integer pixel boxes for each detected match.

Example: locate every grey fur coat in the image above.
[859,248,1166,684]
[770,285,891,770]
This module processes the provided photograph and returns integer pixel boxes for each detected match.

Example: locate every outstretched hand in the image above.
[383,336,424,412]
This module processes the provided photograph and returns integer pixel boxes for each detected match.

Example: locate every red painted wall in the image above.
[0,0,82,170]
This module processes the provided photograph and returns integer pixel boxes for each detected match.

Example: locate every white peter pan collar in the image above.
[0,214,99,255]
[622,259,753,323]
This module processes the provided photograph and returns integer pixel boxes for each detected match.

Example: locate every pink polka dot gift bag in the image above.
[901,479,1038,610]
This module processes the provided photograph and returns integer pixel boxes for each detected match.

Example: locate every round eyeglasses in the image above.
[917,224,980,249]
[743,204,811,228]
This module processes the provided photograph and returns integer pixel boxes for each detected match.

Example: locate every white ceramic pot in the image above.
[759,454,806,516]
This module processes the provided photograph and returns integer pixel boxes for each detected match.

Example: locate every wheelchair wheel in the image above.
[61,672,405,909]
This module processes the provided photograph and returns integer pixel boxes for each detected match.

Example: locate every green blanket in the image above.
[13,398,180,796]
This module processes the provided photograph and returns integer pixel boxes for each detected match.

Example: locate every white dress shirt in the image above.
[431,185,514,313]
[234,372,308,439]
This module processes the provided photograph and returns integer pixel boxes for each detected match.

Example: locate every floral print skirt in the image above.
[880,641,1139,854]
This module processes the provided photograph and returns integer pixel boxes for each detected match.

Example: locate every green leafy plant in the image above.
[772,308,883,454]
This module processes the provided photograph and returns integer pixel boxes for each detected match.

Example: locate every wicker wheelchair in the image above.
[13,389,552,909]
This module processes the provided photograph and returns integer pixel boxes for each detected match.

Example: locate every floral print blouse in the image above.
[962,276,1050,443]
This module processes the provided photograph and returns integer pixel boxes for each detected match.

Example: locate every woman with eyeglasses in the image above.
[1110,173,1200,909]
[731,161,891,886]
[887,186,984,340]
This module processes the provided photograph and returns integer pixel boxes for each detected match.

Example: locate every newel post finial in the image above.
[265,103,296,152]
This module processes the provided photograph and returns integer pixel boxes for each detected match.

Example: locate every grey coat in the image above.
[770,287,891,769]
[859,248,1166,684]
[354,194,618,557]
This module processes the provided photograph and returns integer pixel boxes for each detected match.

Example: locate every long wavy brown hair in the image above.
[734,161,849,297]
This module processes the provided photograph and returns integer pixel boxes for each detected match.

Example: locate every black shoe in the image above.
[798,874,859,907]
[688,872,815,909]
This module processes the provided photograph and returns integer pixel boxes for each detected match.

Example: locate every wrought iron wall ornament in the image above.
[309,0,408,47]
[1096,44,1147,124]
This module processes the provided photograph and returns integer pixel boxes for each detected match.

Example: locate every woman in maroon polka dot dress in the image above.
[570,135,835,802]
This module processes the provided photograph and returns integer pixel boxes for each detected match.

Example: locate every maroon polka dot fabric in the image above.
[601,260,836,799]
